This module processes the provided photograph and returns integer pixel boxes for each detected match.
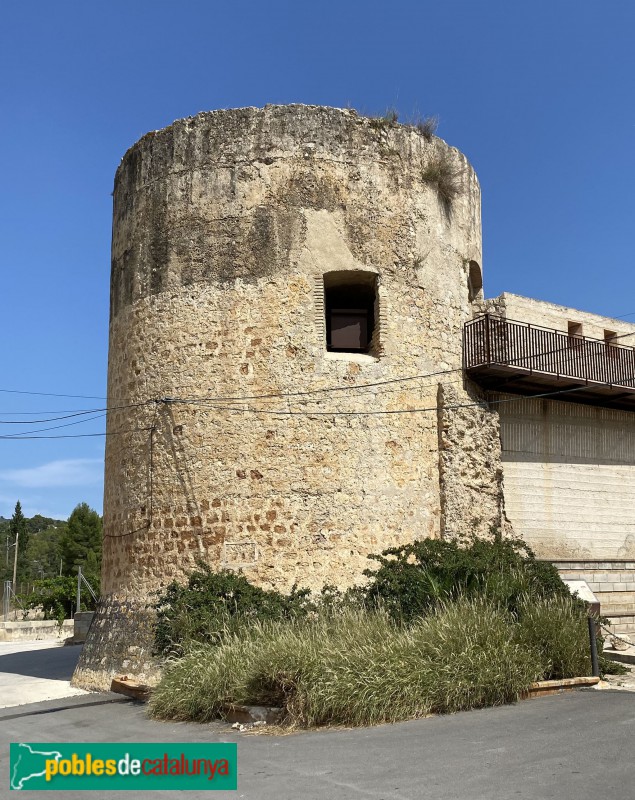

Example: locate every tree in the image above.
[59,503,102,577]
[26,524,66,578]
[9,501,29,585]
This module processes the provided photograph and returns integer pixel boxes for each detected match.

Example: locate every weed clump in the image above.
[383,107,399,124]
[415,115,438,140]
[421,153,463,206]
[369,107,400,130]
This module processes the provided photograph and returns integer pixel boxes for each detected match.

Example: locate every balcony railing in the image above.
[463,314,635,405]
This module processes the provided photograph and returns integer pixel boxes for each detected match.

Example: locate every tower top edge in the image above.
[115,104,478,186]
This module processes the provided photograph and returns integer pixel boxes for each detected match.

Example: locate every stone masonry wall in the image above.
[74,105,505,689]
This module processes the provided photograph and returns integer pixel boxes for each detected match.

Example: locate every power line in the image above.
[3,316,635,417]
[0,427,150,441]
[3,363,635,432]
[4,371,632,437]
[167,367,465,405]
[163,378,634,418]
[0,370,464,416]
[0,388,108,400]
[0,398,154,424]
[0,414,108,438]
[0,410,107,425]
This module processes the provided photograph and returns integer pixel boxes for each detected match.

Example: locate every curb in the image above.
[522,676,600,699]
[602,649,635,665]
[110,676,153,702]
[0,693,127,722]
[109,678,284,725]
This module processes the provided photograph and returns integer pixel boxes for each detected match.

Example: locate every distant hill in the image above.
[0,514,65,534]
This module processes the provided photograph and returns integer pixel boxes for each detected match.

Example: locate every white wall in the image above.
[499,395,635,559]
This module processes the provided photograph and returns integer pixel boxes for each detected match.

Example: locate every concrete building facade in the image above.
[470,294,635,636]
[74,105,635,689]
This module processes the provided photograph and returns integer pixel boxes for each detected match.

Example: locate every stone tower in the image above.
[74,105,505,689]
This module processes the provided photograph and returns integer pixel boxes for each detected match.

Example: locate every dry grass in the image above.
[421,153,463,205]
[415,116,438,140]
[369,108,399,130]
[149,598,545,728]
[515,595,591,679]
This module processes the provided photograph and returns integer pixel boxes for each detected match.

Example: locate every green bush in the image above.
[150,563,313,656]
[149,535,610,729]
[150,598,544,727]
[363,532,569,621]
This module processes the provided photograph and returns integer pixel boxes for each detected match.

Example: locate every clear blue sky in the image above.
[1,1,634,520]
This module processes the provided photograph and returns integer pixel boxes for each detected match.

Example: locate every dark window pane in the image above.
[324,273,377,354]
[331,311,368,350]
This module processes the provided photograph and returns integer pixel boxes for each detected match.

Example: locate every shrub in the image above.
[149,598,543,727]
[362,531,569,621]
[150,563,313,656]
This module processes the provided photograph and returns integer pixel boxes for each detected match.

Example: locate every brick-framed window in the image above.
[324,272,377,354]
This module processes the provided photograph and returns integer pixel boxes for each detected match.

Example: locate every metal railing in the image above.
[76,566,97,613]
[463,314,635,388]
[1,569,98,622]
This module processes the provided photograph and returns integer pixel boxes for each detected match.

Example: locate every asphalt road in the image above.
[1,689,634,799]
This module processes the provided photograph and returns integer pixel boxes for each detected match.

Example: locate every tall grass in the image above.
[515,595,591,679]
[150,598,545,727]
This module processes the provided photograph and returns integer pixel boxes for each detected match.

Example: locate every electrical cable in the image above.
[0,398,154,424]
[0,388,108,400]
[3,316,635,412]
[162,375,635,418]
[3,365,635,433]
[3,315,635,423]
[0,410,111,425]
[0,414,108,438]
[0,428,150,441]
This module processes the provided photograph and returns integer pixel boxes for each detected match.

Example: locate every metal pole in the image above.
[3,581,9,622]
[76,567,82,615]
[588,616,600,677]
[11,530,18,591]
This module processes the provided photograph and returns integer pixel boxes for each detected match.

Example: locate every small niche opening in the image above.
[467,260,483,302]
[567,321,583,347]
[605,329,617,357]
[324,271,377,354]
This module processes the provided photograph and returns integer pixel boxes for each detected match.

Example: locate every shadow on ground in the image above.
[0,645,82,680]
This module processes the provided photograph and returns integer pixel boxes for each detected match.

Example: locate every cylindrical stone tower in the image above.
[75,105,505,689]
